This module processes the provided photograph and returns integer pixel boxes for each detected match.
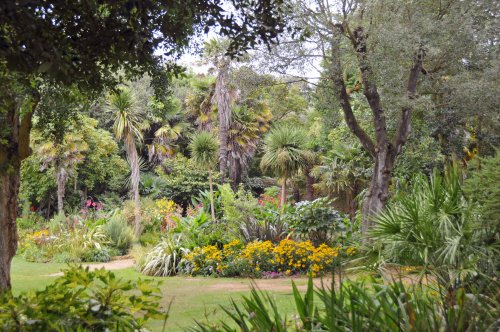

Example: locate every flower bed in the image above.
[179,239,355,278]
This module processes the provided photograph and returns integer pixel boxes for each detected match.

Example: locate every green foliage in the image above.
[0,266,165,331]
[463,151,500,228]
[80,247,112,263]
[190,274,499,331]
[173,210,227,249]
[141,235,187,277]
[156,155,216,207]
[103,213,134,255]
[219,184,288,243]
[140,232,162,246]
[189,131,219,169]
[260,125,312,179]
[286,198,346,245]
[371,169,498,287]
[123,198,162,233]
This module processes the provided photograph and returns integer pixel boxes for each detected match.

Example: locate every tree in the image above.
[260,126,312,207]
[228,102,272,189]
[189,132,219,221]
[34,131,88,215]
[204,39,234,183]
[261,0,493,233]
[0,0,289,291]
[107,88,143,237]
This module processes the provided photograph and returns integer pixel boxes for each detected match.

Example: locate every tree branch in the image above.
[329,38,376,158]
[393,49,424,155]
[350,26,389,147]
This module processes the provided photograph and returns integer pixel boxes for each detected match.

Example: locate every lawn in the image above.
[11,257,308,332]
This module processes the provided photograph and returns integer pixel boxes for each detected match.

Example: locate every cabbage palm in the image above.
[260,126,312,207]
[205,39,233,183]
[36,132,88,215]
[108,88,143,236]
[189,132,219,221]
[228,102,272,188]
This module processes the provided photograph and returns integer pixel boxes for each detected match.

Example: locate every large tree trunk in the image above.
[229,157,242,191]
[126,136,141,237]
[329,27,423,235]
[0,96,35,292]
[360,149,395,233]
[280,175,287,207]
[214,60,231,183]
[56,165,68,215]
[304,168,314,201]
[0,171,20,292]
[208,169,216,221]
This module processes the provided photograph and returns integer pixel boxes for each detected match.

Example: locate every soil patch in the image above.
[47,258,135,277]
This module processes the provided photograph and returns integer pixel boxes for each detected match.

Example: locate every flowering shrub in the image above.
[155,197,182,231]
[182,245,222,276]
[181,239,351,278]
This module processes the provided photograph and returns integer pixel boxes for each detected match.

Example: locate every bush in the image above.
[219,184,289,243]
[81,247,112,263]
[179,239,347,278]
[371,169,497,288]
[103,213,134,255]
[123,198,162,233]
[141,235,187,276]
[286,197,346,245]
[0,266,166,331]
[139,231,162,246]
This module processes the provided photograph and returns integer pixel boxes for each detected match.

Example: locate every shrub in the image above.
[371,169,497,288]
[123,198,162,233]
[139,231,162,246]
[180,239,344,278]
[155,197,182,231]
[0,266,166,331]
[231,240,275,277]
[220,184,289,243]
[141,235,187,276]
[16,217,38,231]
[182,245,223,276]
[103,213,134,255]
[286,197,346,245]
[81,247,112,263]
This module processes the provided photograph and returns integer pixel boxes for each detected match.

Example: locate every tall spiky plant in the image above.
[205,39,233,183]
[36,132,88,215]
[108,87,143,236]
[260,126,313,207]
[189,132,219,221]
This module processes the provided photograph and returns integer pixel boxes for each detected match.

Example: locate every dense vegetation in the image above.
[0,0,498,331]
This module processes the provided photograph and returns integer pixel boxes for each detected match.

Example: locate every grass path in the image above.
[11,257,311,331]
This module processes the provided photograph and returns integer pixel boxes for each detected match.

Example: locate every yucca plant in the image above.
[189,131,219,221]
[141,235,187,277]
[260,125,313,207]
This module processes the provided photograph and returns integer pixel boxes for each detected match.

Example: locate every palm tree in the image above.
[260,126,312,207]
[189,132,219,221]
[108,87,143,236]
[205,39,233,183]
[147,105,190,164]
[228,102,272,189]
[36,132,88,215]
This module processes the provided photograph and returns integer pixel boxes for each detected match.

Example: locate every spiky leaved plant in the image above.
[189,131,219,221]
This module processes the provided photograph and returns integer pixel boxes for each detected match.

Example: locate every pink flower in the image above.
[86,199,92,207]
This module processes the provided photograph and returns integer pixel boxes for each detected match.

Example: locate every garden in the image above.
[0,0,499,331]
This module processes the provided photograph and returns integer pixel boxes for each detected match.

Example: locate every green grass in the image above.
[11,257,304,331]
